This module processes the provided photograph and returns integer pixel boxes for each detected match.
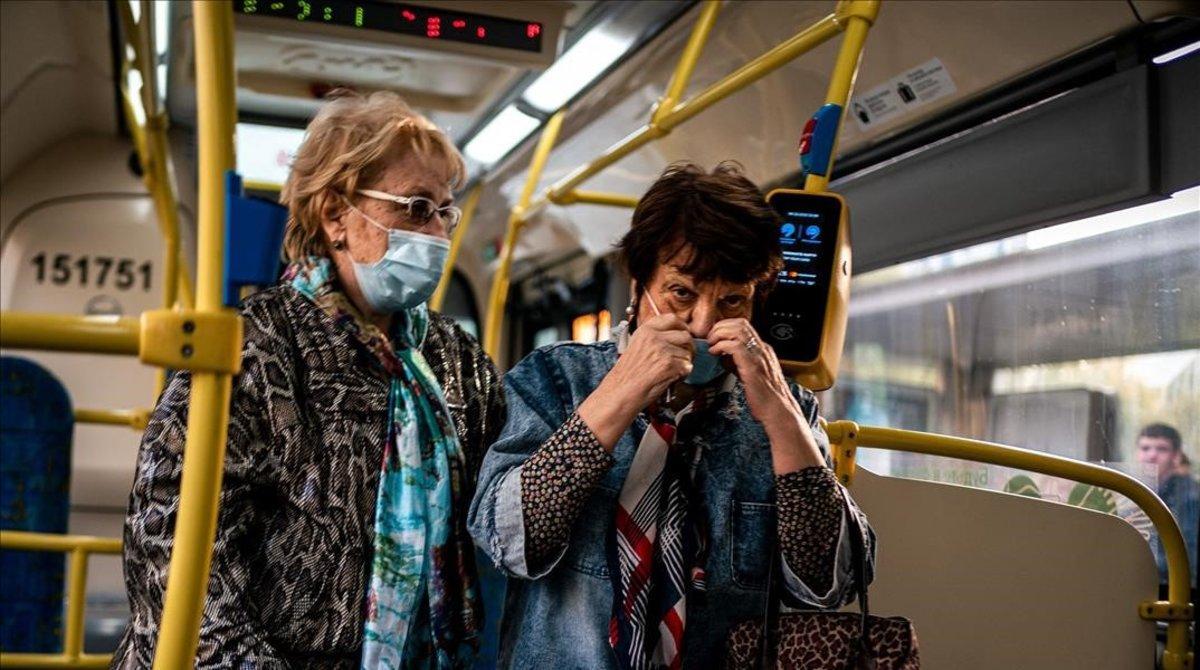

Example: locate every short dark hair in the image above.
[618,161,783,298]
[1139,423,1182,452]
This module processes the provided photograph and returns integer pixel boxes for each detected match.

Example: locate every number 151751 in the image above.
[30,253,152,292]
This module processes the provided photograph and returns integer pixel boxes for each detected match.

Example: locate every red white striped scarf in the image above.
[609,397,710,670]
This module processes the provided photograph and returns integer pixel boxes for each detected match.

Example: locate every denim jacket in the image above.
[469,339,875,669]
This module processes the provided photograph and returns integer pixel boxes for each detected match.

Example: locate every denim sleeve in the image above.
[469,350,612,579]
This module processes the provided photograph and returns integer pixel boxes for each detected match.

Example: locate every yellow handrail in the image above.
[557,190,641,209]
[116,0,195,313]
[243,179,283,193]
[0,312,140,355]
[0,531,122,669]
[482,0,880,358]
[150,3,240,667]
[803,0,877,192]
[825,422,1194,670]
[74,407,152,430]
[482,110,566,358]
[430,184,483,312]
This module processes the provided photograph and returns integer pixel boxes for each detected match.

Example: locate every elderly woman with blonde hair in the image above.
[113,91,505,669]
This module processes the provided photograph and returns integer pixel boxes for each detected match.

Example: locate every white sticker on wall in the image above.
[849,58,957,130]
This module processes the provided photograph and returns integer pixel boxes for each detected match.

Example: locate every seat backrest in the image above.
[848,467,1157,669]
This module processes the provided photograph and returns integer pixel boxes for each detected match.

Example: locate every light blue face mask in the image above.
[686,338,726,385]
[346,201,449,313]
[643,292,727,386]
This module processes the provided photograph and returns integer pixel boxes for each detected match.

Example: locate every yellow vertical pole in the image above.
[430,184,483,312]
[63,548,89,661]
[151,2,238,668]
[803,0,879,193]
[483,110,566,360]
[651,0,721,125]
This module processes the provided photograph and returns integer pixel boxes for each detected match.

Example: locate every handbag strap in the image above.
[756,485,872,669]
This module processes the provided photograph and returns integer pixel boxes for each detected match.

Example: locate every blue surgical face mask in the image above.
[643,291,727,386]
[346,201,449,313]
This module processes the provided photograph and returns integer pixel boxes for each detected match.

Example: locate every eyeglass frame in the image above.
[355,189,463,235]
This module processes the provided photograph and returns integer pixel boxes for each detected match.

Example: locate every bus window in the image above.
[437,269,481,338]
[831,187,1200,586]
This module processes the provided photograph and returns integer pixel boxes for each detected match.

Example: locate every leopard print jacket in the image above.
[110,284,506,669]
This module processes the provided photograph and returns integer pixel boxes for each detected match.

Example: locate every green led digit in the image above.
[297,0,311,20]
[243,0,257,12]
[355,6,364,27]
[270,1,283,9]
[323,6,332,21]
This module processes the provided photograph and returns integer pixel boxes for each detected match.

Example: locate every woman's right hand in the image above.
[577,315,693,450]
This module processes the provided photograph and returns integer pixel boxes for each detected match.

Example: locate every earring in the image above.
[624,296,636,321]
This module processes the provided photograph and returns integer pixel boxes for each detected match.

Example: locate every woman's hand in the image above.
[707,318,825,473]
[578,315,693,450]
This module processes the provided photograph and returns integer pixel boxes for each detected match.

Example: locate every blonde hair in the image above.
[280,91,466,261]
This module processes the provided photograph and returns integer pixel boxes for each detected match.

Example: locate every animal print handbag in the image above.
[723,493,920,669]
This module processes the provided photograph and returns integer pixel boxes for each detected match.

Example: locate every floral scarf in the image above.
[285,257,482,669]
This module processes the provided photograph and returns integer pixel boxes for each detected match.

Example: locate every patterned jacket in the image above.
[111,284,506,669]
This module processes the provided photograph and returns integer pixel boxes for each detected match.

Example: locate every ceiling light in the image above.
[1152,40,1200,65]
[522,28,633,112]
[1025,186,1199,250]
[464,106,541,166]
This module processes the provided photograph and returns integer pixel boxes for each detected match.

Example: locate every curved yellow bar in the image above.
[0,312,140,355]
[826,422,1193,670]
[430,184,483,311]
[483,110,566,359]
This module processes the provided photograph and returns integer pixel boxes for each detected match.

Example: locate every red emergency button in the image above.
[799,117,817,155]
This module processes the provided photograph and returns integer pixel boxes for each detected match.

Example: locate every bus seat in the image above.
[847,467,1157,669]
[0,356,74,653]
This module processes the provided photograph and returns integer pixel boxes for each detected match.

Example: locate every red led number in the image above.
[427,15,440,38]
[452,19,466,29]
[401,9,415,22]
[526,23,541,39]
[476,26,486,39]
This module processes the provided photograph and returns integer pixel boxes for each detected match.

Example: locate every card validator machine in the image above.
[756,189,850,391]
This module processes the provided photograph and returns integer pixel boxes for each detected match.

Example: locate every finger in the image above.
[661,329,695,348]
[706,318,757,345]
[644,314,689,332]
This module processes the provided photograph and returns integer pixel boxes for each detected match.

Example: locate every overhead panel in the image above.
[229,0,567,122]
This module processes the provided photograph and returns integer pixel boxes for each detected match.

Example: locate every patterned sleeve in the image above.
[113,302,289,669]
[775,467,847,596]
[519,413,615,570]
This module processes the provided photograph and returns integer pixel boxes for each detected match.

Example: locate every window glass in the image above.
[832,188,1200,585]
[437,271,480,338]
[235,123,305,186]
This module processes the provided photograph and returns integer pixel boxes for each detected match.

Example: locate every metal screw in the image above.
[183,320,195,334]
[181,344,194,358]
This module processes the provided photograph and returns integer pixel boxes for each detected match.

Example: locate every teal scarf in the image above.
[285,257,482,668]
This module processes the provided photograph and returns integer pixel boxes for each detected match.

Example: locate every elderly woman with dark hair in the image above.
[469,162,875,669]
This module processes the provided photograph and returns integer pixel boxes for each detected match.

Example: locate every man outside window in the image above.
[1136,423,1199,587]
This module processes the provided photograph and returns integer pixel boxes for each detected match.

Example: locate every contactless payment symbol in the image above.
[771,323,795,341]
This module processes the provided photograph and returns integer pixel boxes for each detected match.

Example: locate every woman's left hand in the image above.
[707,318,824,472]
